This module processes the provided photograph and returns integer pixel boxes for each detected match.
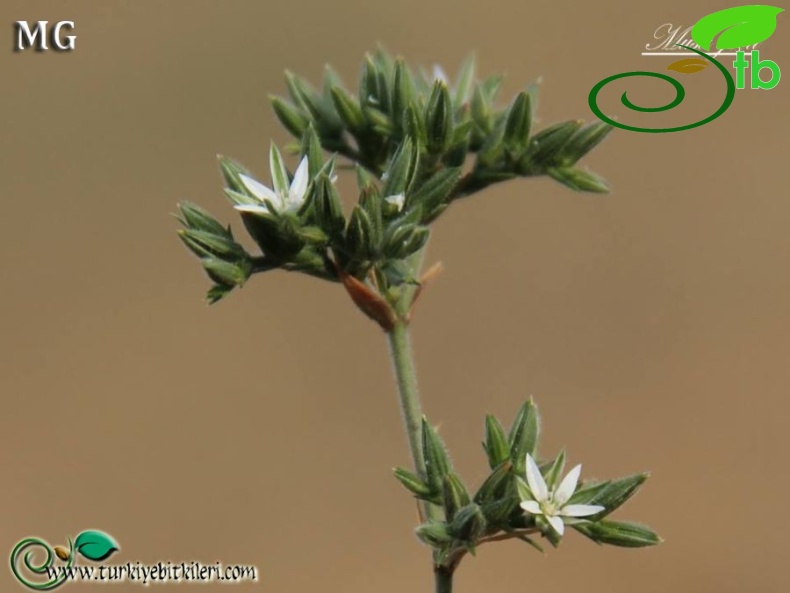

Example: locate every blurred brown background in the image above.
[2,1,789,591]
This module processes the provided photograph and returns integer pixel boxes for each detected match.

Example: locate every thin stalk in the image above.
[434,566,454,593]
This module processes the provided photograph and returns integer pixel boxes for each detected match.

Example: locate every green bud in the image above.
[270,95,309,139]
[176,202,228,237]
[448,503,487,542]
[314,174,345,242]
[503,92,532,155]
[415,521,453,547]
[480,495,520,525]
[442,473,471,521]
[392,59,416,134]
[508,399,540,473]
[409,167,462,223]
[474,461,514,504]
[561,121,612,165]
[330,86,366,133]
[201,258,250,287]
[483,415,510,469]
[179,229,246,260]
[421,417,452,495]
[548,167,610,193]
[382,139,415,197]
[573,520,662,548]
[425,81,452,154]
[578,473,649,518]
[525,120,584,169]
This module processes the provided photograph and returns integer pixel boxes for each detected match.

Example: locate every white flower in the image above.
[234,150,310,215]
[519,453,605,536]
[384,193,405,212]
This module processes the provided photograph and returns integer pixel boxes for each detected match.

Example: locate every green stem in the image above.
[434,566,454,593]
[386,321,427,480]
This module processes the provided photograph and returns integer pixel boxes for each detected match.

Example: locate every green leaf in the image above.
[573,520,662,548]
[393,467,433,498]
[74,530,119,562]
[691,5,783,51]
[507,399,540,473]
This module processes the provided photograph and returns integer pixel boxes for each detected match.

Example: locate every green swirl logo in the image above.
[10,531,119,590]
[589,5,783,133]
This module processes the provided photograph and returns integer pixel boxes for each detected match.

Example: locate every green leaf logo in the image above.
[73,530,119,562]
[691,5,784,51]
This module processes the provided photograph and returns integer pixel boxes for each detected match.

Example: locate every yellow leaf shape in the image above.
[666,58,709,74]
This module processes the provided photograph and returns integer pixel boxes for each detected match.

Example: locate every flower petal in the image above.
[240,174,279,204]
[288,156,310,206]
[433,64,449,84]
[560,504,605,517]
[519,500,542,515]
[525,454,549,502]
[234,203,270,214]
[555,464,582,506]
[546,515,565,536]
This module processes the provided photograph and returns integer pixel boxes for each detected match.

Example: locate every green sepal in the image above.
[544,449,567,490]
[507,399,540,473]
[572,520,662,548]
[392,58,416,134]
[218,155,253,196]
[314,174,346,243]
[393,467,433,498]
[453,54,476,107]
[300,125,326,179]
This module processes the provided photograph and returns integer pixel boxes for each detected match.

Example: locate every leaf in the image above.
[691,5,783,51]
[74,530,119,562]
[666,58,709,74]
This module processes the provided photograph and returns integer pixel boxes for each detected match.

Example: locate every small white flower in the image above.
[384,193,405,212]
[234,152,310,215]
[519,453,605,536]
